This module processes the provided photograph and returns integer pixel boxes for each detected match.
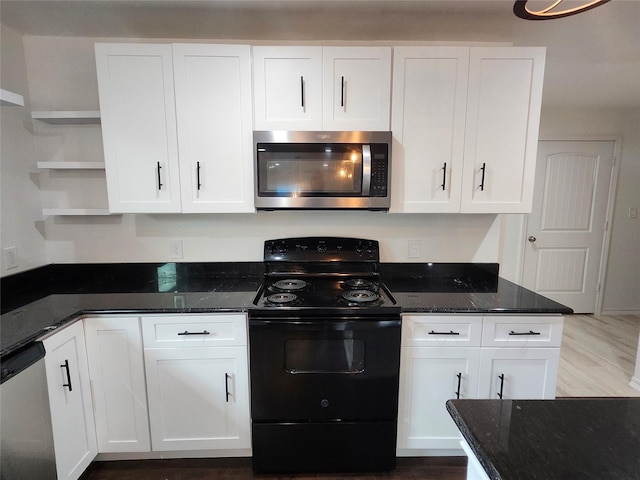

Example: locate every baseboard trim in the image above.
[599,310,640,316]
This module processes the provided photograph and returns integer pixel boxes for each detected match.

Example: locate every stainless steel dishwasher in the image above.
[1,342,57,479]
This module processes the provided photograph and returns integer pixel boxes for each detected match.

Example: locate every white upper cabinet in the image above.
[252,46,323,130]
[322,47,391,131]
[461,47,546,213]
[96,43,254,214]
[390,46,545,214]
[391,47,469,213]
[253,46,391,131]
[95,43,181,213]
[173,44,254,213]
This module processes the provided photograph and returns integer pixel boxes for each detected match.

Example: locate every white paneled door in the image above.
[523,141,616,313]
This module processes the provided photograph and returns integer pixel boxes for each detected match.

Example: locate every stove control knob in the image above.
[317,243,327,254]
[366,242,376,257]
[320,399,329,408]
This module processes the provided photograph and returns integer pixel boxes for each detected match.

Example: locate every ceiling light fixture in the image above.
[513,0,611,20]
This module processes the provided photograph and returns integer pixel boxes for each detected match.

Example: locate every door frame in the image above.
[515,135,620,314]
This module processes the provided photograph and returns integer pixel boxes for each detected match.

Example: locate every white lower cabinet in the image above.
[478,348,560,400]
[141,314,251,452]
[84,316,151,453]
[397,314,563,456]
[397,346,481,451]
[42,321,97,480]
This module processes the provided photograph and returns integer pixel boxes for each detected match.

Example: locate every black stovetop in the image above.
[251,237,400,315]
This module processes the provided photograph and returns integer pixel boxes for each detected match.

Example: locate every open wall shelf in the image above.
[32,110,101,124]
[0,88,25,107]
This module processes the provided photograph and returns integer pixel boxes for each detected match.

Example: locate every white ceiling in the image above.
[1,0,639,108]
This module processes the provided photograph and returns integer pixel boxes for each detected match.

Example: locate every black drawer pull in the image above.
[225,373,232,402]
[61,359,72,392]
[441,162,447,191]
[497,373,505,399]
[508,330,541,336]
[177,330,211,336]
[157,161,163,190]
[428,330,460,336]
[455,372,462,399]
[479,162,486,191]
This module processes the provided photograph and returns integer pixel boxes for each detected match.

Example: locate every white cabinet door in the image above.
[397,346,480,451]
[390,47,469,213]
[95,43,181,213]
[173,44,254,213]
[478,348,560,400]
[144,346,251,451]
[252,46,323,130]
[322,47,391,131]
[42,322,97,480]
[84,317,150,453]
[461,47,545,213]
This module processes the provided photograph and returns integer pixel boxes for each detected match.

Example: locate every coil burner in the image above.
[341,289,380,305]
[266,293,299,305]
[273,279,308,292]
[342,278,377,291]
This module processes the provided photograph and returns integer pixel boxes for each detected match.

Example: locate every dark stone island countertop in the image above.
[446,398,640,480]
[1,262,571,361]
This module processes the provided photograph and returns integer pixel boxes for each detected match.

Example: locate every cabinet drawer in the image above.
[481,316,563,347]
[401,315,482,346]
[142,314,247,348]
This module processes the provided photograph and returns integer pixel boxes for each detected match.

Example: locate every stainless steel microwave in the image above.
[254,131,392,210]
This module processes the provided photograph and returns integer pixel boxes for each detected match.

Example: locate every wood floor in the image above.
[83,314,640,479]
[82,457,468,480]
[556,313,640,397]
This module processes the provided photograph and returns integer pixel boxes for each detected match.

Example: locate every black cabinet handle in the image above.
[497,373,505,399]
[479,162,486,191]
[157,162,163,190]
[177,330,210,336]
[196,161,202,191]
[225,373,231,402]
[300,76,305,108]
[61,359,72,392]
[441,162,447,191]
[428,330,460,336]
[455,372,462,399]
[340,76,345,107]
[509,330,541,336]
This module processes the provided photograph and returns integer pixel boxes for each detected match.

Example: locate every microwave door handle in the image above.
[362,145,372,195]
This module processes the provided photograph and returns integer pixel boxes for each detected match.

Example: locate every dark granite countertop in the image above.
[1,262,571,360]
[447,398,640,480]
[381,263,572,314]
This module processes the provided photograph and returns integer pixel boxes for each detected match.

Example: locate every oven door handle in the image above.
[362,145,372,196]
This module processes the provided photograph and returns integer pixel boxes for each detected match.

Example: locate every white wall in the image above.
[0,24,48,276]
[537,107,640,314]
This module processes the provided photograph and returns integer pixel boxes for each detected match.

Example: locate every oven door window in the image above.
[257,144,363,196]
[285,338,365,373]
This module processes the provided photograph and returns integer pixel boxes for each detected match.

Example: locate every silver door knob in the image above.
[528,236,537,243]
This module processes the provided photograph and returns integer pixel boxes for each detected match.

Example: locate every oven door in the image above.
[249,316,401,422]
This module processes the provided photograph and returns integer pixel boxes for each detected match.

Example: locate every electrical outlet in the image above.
[170,240,183,259]
[629,207,637,219]
[3,246,18,270]
[408,240,421,258]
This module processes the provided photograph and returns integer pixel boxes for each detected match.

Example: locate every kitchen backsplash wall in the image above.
[42,211,502,264]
